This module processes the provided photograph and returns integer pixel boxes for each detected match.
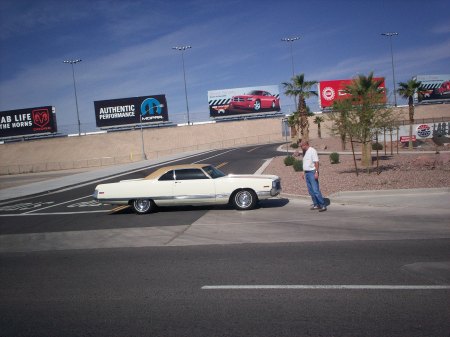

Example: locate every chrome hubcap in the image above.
[236,191,252,208]
[134,199,150,212]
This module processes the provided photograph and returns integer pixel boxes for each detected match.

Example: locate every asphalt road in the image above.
[0,143,449,336]
[1,239,449,337]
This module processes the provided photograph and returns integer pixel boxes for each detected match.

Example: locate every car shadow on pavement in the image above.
[109,198,290,215]
[258,198,290,209]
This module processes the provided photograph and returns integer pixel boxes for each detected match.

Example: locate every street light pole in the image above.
[281,36,300,111]
[63,59,82,135]
[172,46,192,125]
[381,32,399,107]
[281,36,300,78]
[139,112,147,160]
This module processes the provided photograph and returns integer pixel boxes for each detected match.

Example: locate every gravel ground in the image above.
[263,137,450,197]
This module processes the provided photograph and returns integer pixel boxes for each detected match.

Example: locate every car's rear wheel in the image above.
[231,189,257,210]
[132,199,154,214]
[254,100,261,111]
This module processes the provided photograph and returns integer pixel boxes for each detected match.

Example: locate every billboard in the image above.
[318,78,386,109]
[208,85,280,118]
[413,74,450,103]
[94,94,168,128]
[0,106,57,138]
[397,121,449,141]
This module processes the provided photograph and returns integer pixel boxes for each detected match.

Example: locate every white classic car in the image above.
[93,164,281,214]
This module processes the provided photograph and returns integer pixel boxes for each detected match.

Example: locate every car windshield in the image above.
[202,165,226,179]
[248,90,264,96]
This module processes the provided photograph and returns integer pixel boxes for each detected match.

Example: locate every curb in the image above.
[329,187,450,198]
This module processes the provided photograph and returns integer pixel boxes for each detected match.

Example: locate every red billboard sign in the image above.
[400,135,416,143]
[318,78,386,109]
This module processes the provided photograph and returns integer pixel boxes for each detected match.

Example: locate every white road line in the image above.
[0,210,111,216]
[254,158,273,175]
[202,285,450,290]
[192,148,237,163]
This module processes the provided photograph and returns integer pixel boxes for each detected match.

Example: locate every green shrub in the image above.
[293,159,303,172]
[290,142,299,149]
[329,152,340,164]
[284,155,295,166]
[372,142,383,151]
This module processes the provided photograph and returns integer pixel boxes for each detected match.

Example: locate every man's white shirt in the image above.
[303,147,319,171]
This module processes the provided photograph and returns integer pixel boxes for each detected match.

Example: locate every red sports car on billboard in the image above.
[229,90,280,112]
[436,81,450,96]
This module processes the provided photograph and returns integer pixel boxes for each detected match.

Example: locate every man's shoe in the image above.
[318,206,327,212]
[310,205,320,210]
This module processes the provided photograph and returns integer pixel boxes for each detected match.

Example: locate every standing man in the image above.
[300,140,327,212]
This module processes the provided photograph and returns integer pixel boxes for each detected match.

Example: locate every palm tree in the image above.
[397,79,423,149]
[313,115,325,138]
[282,74,317,142]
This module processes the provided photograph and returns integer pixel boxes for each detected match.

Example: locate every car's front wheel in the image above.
[231,189,257,210]
[132,199,154,214]
[253,100,261,111]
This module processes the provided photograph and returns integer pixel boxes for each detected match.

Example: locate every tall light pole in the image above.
[63,59,82,135]
[281,36,300,78]
[139,112,147,160]
[281,36,300,111]
[172,46,192,125]
[381,32,399,106]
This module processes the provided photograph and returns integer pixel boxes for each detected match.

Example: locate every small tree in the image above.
[282,74,317,142]
[328,99,352,150]
[328,72,398,174]
[328,99,360,174]
[343,72,392,168]
[313,115,325,138]
[397,79,424,150]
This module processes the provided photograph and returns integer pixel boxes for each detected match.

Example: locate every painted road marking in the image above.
[216,162,228,169]
[247,146,260,152]
[0,201,55,212]
[202,285,450,290]
[193,148,236,164]
[111,205,130,212]
[67,200,103,208]
[24,195,93,214]
[0,210,111,216]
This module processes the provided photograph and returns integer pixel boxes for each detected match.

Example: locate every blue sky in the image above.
[1,0,449,133]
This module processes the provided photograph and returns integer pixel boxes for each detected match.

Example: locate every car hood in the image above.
[233,95,256,99]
